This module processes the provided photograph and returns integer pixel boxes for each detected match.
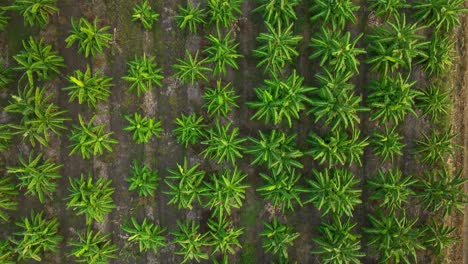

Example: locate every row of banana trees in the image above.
[0,0,467,263]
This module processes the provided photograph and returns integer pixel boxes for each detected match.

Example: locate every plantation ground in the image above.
[0,0,467,263]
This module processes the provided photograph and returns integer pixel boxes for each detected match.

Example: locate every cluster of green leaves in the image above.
[416,128,456,165]
[257,170,304,213]
[65,17,112,58]
[308,69,367,130]
[123,217,167,253]
[310,29,365,74]
[203,167,248,217]
[124,112,163,144]
[69,229,117,263]
[132,0,159,29]
[417,84,450,122]
[424,220,458,256]
[0,59,13,88]
[14,37,65,86]
[366,73,420,125]
[413,0,467,32]
[173,113,206,147]
[7,152,62,203]
[311,217,364,264]
[164,158,205,209]
[10,211,61,262]
[416,168,467,216]
[0,124,13,151]
[171,220,209,263]
[203,80,239,117]
[0,176,18,222]
[305,168,361,217]
[207,216,243,259]
[7,0,58,28]
[69,114,118,159]
[253,22,302,73]
[173,49,212,84]
[422,33,455,76]
[208,0,242,28]
[246,130,303,175]
[126,160,159,197]
[176,3,206,33]
[122,54,163,96]
[369,0,410,19]
[0,10,9,31]
[371,125,406,162]
[261,218,299,261]
[66,173,115,225]
[366,15,428,73]
[5,85,68,146]
[0,240,15,264]
[310,0,359,29]
[364,212,425,264]
[368,169,417,212]
[64,65,113,108]
[201,121,246,165]
[254,0,299,26]
[306,129,369,167]
[249,70,314,127]
[204,30,242,76]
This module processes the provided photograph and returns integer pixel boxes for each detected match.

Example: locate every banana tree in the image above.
[366,73,420,125]
[131,0,159,29]
[10,211,62,262]
[173,113,207,147]
[257,169,304,213]
[207,0,242,28]
[0,176,18,222]
[417,84,450,123]
[369,0,410,19]
[253,22,302,74]
[366,14,428,73]
[421,33,455,76]
[367,168,417,213]
[201,121,246,165]
[0,59,12,88]
[415,127,457,165]
[0,10,9,31]
[310,0,359,29]
[171,219,209,263]
[0,124,13,152]
[122,217,167,253]
[416,167,467,216]
[66,173,115,225]
[204,30,243,76]
[126,160,159,197]
[7,0,58,28]
[371,125,406,163]
[176,2,206,33]
[248,70,314,127]
[207,216,243,258]
[203,167,248,217]
[253,0,299,26]
[306,129,369,168]
[68,228,117,264]
[261,218,299,261]
[308,68,368,131]
[7,152,62,203]
[63,65,113,108]
[203,80,240,117]
[173,49,212,85]
[65,17,112,58]
[311,217,364,264]
[0,240,15,264]
[364,212,425,264]
[245,130,303,175]
[424,219,458,256]
[124,112,163,144]
[122,54,164,96]
[164,158,205,209]
[304,168,361,217]
[68,114,118,159]
[13,37,65,87]
[413,0,467,32]
[5,85,69,147]
[309,29,365,74]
